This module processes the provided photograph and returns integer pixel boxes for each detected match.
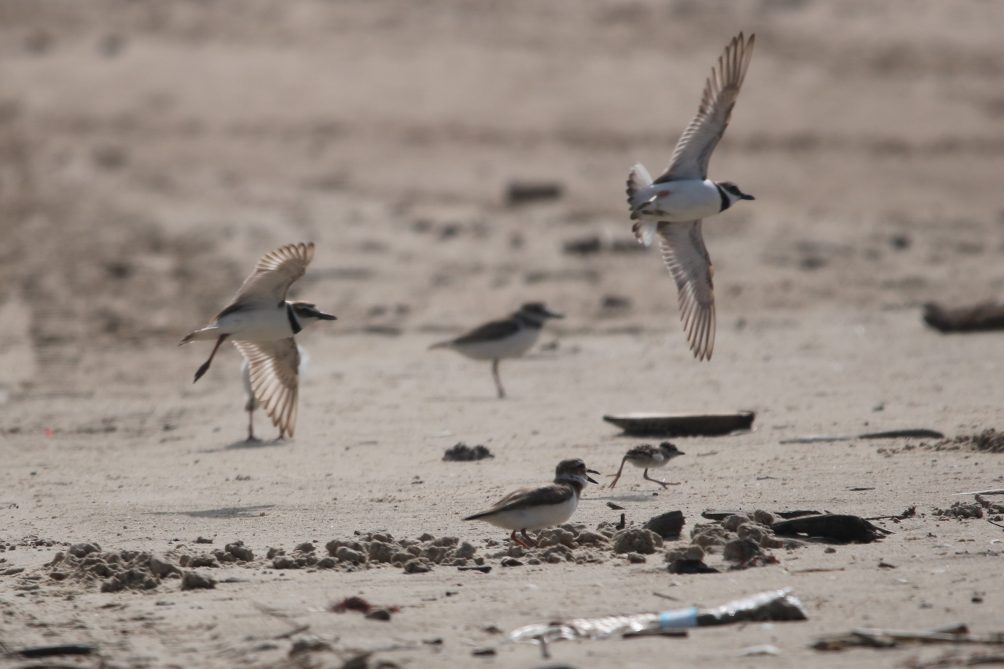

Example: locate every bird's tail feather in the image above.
[462,510,492,521]
[627,163,657,247]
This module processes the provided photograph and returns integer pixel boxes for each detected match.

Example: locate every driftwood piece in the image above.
[772,514,891,543]
[780,428,943,445]
[702,509,821,521]
[505,181,563,205]
[814,624,1004,651]
[923,301,1004,333]
[603,411,755,437]
[15,644,95,658]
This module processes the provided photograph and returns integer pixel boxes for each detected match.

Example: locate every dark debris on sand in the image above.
[442,443,494,461]
[928,429,1004,454]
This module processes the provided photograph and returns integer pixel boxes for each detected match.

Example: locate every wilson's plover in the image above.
[429,302,563,398]
[627,32,756,361]
[180,242,335,437]
[607,442,685,489]
[463,458,600,548]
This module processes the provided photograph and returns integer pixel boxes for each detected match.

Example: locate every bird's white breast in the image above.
[481,494,578,531]
[636,179,722,222]
[216,305,292,341]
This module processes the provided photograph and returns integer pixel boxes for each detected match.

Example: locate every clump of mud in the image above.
[45,543,188,592]
[442,443,494,461]
[0,536,67,551]
[36,541,243,592]
[933,501,984,520]
[265,534,485,573]
[178,540,255,569]
[484,522,614,565]
[666,511,797,573]
[976,494,1004,517]
[929,429,1004,454]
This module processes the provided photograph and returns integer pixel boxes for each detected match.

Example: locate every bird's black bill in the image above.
[545,310,564,319]
[586,469,601,484]
[317,312,337,320]
[741,193,755,201]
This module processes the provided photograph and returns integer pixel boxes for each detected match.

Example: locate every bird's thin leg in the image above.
[606,456,630,489]
[521,529,538,548]
[246,408,259,443]
[510,526,534,546]
[492,359,506,399]
[643,468,675,488]
[193,334,229,383]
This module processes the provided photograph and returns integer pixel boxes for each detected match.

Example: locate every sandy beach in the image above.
[2,1,1004,667]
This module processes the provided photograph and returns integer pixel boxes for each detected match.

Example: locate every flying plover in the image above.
[180,242,335,437]
[463,458,600,548]
[607,442,684,489]
[627,32,756,361]
[429,302,563,399]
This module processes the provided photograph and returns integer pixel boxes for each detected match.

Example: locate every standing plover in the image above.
[429,302,563,398]
[627,32,756,361]
[607,442,685,489]
[463,458,600,548]
[240,344,307,441]
[180,242,335,437]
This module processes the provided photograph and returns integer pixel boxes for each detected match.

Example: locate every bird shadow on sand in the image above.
[147,504,275,519]
[197,438,289,453]
[424,395,516,403]
[590,492,667,504]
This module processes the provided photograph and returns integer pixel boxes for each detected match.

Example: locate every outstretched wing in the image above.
[221,242,315,315]
[656,33,755,183]
[658,221,715,361]
[234,338,300,438]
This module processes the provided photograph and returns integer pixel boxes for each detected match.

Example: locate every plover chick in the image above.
[180,242,335,437]
[463,458,599,548]
[627,32,756,360]
[429,302,562,398]
[607,442,685,489]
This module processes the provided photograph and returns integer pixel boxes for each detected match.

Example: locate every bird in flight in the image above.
[180,242,335,438]
[627,33,756,361]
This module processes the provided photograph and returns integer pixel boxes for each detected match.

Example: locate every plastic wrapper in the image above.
[509,588,806,644]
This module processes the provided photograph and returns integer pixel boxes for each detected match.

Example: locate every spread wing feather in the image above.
[656,33,754,183]
[658,221,716,361]
[220,242,315,315]
[234,338,300,438]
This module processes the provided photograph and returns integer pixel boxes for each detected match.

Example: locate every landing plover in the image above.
[240,344,307,441]
[429,302,563,398]
[607,442,684,489]
[180,242,335,437]
[463,458,600,548]
[627,32,756,360]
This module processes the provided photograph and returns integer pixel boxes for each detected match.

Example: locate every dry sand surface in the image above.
[2,1,1004,667]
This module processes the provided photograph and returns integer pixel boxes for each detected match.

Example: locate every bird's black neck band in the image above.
[286,303,303,334]
[556,475,584,496]
[715,183,732,212]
